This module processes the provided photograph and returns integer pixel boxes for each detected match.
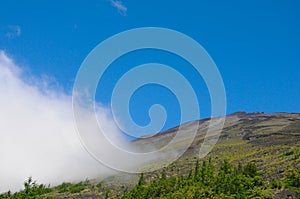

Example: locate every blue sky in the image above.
[1,0,300,132]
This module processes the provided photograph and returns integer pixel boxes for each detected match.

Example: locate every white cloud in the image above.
[5,26,21,38]
[0,51,122,193]
[110,0,127,15]
[0,50,181,193]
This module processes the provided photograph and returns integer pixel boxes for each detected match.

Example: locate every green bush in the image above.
[285,169,300,188]
[270,178,282,189]
[2,177,52,199]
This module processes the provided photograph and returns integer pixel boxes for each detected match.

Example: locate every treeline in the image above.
[0,177,52,199]
[121,160,269,198]
[120,159,299,198]
[1,160,299,198]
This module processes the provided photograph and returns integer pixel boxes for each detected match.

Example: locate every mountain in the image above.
[1,112,300,198]
[134,111,300,178]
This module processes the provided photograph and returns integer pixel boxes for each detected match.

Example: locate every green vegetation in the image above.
[121,160,272,198]
[55,179,91,194]
[285,168,300,190]
[1,160,299,199]
[0,177,52,199]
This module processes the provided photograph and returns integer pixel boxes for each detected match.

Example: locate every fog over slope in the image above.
[0,51,203,193]
[0,51,124,192]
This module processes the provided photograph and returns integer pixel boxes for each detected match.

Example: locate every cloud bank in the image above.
[0,51,123,193]
[0,50,192,193]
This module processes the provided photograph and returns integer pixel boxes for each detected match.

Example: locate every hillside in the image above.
[1,112,300,198]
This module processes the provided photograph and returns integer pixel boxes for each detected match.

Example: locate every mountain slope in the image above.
[133,112,300,178]
[106,112,300,198]
[1,112,300,198]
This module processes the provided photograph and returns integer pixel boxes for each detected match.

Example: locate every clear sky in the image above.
[1,0,300,133]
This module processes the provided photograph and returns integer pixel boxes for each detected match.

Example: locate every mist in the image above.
[0,50,202,193]
[0,51,125,193]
